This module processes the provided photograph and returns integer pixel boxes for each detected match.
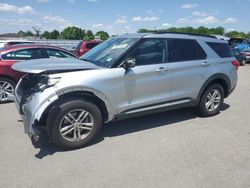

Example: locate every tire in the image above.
[0,77,16,103]
[241,59,246,66]
[198,84,224,117]
[47,98,103,150]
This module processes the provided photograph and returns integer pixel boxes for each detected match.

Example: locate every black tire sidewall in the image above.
[199,84,224,117]
[47,98,103,150]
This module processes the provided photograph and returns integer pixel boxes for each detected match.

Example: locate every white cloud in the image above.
[132,16,159,22]
[37,0,50,3]
[224,17,237,24]
[181,4,198,9]
[177,16,218,24]
[0,3,35,14]
[91,23,103,28]
[192,11,207,17]
[68,0,75,3]
[115,16,128,24]
[196,16,218,24]
[161,23,172,27]
[44,15,67,23]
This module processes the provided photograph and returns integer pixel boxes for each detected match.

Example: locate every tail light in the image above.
[232,60,240,70]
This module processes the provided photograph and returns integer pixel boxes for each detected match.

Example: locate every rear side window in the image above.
[46,49,75,58]
[86,43,99,49]
[168,39,207,62]
[2,48,43,60]
[206,42,233,58]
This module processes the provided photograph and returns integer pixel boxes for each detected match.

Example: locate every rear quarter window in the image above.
[206,42,233,58]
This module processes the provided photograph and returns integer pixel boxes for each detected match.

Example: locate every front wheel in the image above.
[198,84,224,117]
[47,98,103,150]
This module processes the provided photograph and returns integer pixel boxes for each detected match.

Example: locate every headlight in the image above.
[38,76,61,91]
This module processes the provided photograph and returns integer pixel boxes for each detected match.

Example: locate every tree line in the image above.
[18,26,109,41]
[138,26,250,39]
[18,26,250,40]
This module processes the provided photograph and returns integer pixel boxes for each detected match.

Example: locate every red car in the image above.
[0,44,77,103]
[75,40,102,57]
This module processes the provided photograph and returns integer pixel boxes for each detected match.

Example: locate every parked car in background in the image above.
[12,33,238,149]
[0,40,35,48]
[240,49,250,63]
[231,48,246,66]
[0,44,77,103]
[74,40,102,57]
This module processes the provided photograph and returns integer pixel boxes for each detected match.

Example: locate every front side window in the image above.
[2,48,43,60]
[46,49,75,58]
[168,39,207,62]
[80,37,139,67]
[127,39,167,66]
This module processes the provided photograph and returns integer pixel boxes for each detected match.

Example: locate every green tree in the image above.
[95,31,109,40]
[84,30,94,41]
[225,31,246,38]
[50,30,60,39]
[61,26,85,40]
[42,31,51,39]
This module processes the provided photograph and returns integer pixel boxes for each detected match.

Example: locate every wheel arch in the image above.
[197,73,231,100]
[39,89,114,128]
[0,74,17,84]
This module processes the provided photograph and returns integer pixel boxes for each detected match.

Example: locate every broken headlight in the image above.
[37,76,61,91]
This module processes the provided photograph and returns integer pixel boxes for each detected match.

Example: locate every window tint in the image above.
[76,41,83,50]
[46,49,74,58]
[206,42,233,58]
[86,43,99,49]
[168,39,207,62]
[1,52,16,60]
[128,39,166,66]
[2,48,43,60]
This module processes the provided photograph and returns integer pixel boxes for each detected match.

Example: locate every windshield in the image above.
[79,37,139,67]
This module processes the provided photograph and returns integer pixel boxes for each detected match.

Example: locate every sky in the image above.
[0,0,249,35]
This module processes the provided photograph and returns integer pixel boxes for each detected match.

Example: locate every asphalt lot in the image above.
[0,65,250,188]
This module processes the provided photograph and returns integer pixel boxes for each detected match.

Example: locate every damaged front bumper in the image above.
[15,79,59,140]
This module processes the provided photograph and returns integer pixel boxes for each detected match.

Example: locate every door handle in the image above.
[156,67,168,72]
[202,61,210,66]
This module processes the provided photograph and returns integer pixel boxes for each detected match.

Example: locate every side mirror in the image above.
[122,58,136,69]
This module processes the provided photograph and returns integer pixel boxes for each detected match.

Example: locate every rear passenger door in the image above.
[168,39,208,101]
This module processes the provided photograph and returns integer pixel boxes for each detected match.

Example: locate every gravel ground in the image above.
[0,65,250,188]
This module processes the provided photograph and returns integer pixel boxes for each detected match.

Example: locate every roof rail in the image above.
[153,31,217,39]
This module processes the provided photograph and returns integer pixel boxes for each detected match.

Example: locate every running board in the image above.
[124,99,191,115]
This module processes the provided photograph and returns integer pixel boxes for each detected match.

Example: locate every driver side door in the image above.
[114,38,172,114]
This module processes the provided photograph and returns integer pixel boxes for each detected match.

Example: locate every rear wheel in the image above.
[47,98,103,150]
[198,84,224,117]
[241,59,246,66]
[0,78,16,103]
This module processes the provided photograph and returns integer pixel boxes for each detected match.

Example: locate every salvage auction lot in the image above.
[0,66,250,188]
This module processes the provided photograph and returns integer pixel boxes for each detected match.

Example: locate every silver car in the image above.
[12,33,238,149]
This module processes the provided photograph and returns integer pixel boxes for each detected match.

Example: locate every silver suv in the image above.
[12,33,239,149]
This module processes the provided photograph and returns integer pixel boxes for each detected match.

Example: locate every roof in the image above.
[117,33,226,43]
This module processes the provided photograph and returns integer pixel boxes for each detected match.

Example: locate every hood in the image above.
[12,58,101,74]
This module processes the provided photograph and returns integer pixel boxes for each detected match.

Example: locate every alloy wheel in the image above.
[205,89,221,112]
[0,81,14,102]
[59,109,94,142]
